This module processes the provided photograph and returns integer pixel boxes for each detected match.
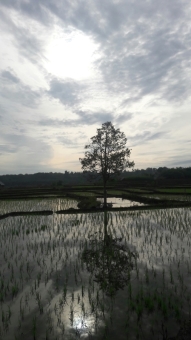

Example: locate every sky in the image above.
[0,0,191,175]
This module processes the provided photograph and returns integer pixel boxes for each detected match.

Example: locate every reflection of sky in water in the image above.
[50,286,105,339]
[142,194,191,201]
[97,197,145,207]
[1,207,191,339]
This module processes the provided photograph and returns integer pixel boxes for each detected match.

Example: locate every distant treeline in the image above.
[124,167,191,179]
[0,171,88,187]
[0,167,191,187]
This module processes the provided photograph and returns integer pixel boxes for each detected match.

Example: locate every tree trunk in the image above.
[103,181,107,208]
[104,210,109,246]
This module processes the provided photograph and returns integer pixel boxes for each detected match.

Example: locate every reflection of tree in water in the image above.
[82,211,138,297]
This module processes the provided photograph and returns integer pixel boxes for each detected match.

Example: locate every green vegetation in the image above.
[1,166,191,188]
[106,190,128,195]
[72,191,96,196]
[77,196,100,209]
[158,188,191,193]
[127,188,152,193]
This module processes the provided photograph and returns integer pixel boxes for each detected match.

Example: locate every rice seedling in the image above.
[0,200,191,338]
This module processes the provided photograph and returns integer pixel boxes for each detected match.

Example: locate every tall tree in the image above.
[79,121,134,208]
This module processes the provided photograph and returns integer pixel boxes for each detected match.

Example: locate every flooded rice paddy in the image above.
[0,198,79,215]
[142,194,191,202]
[0,200,191,339]
[97,197,146,208]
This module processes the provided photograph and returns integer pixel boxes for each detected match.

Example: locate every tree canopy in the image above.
[79,121,134,207]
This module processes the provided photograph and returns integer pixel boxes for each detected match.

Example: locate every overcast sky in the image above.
[0,0,191,175]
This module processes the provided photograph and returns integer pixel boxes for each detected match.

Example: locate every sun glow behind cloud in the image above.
[45,27,100,80]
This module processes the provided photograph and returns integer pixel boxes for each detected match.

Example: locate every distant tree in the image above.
[57,180,62,186]
[79,121,134,208]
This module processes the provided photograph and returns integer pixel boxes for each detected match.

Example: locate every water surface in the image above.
[0,207,191,339]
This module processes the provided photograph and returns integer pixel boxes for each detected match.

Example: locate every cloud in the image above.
[86,1,191,104]
[38,109,115,127]
[0,132,53,174]
[1,70,20,83]
[0,144,17,154]
[38,117,82,129]
[98,27,191,103]
[170,159,191,166]
[0,132,52,154]
[47,78,83,106]
[0,69,42,108]
[0,0,191,173]
[0,7,45,66]
[130,130,169,145]
[115,113,133,124]
[75,109,114,125]
[2,0,191,104]
[75,111,133,126]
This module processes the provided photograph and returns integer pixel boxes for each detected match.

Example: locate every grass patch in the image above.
[72,192,96,197]
[77,196,100,209]
[107,190,128,195]
[158,188,191,193]
[127,188,153,193]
